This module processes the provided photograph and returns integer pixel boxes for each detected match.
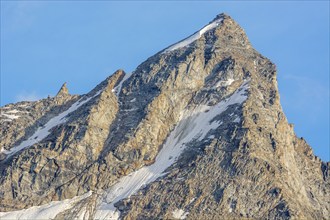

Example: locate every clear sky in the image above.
[1,1,329,161]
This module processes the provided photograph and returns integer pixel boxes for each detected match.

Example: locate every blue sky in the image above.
[1,1,329,161]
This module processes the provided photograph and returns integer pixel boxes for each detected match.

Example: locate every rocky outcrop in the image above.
[56,82,69,98]
[0,13,328,219]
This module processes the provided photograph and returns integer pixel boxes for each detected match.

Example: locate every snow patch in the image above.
[164,18,223,52]
[172,209,189,219]
[254,60,258,70]
[6,109,21,114]
[122,108,138,112]
[213,78,235,89]
[2,119,12,122]
[1,113,20,120]
[0,89,103,159]
[112,73,131,96]
[0,191,92,220]
[0,109,25,121]
[189,197,196,204]
[233,116,240,123]
[0,108,32,122]
[18,103,29,107]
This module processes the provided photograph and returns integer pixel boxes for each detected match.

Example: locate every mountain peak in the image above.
[0,12,328,220]
[163,13,250,53]
[56,82,69,98]
[212,12,230,21]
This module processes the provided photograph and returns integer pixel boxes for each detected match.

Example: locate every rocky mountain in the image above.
[0,13,329,220]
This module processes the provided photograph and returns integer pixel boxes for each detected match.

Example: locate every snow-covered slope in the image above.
[164,18,223,52]
[0,90,103,160]
[0,192,92,219]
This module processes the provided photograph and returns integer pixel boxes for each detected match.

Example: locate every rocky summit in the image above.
[0,13,329,220]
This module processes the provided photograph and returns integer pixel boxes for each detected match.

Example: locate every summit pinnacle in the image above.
[56,82,69,98]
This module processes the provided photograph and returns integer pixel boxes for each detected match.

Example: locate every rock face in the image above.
[0,13,329,220]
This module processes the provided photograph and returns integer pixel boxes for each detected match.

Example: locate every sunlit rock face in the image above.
[0,13,328,220]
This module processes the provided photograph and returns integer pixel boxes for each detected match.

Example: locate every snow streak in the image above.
[112,73,131,96]
[0,90,103,159]
[163,18,223,52]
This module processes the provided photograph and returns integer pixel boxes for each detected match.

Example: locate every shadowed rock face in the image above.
[0,13,329,219]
